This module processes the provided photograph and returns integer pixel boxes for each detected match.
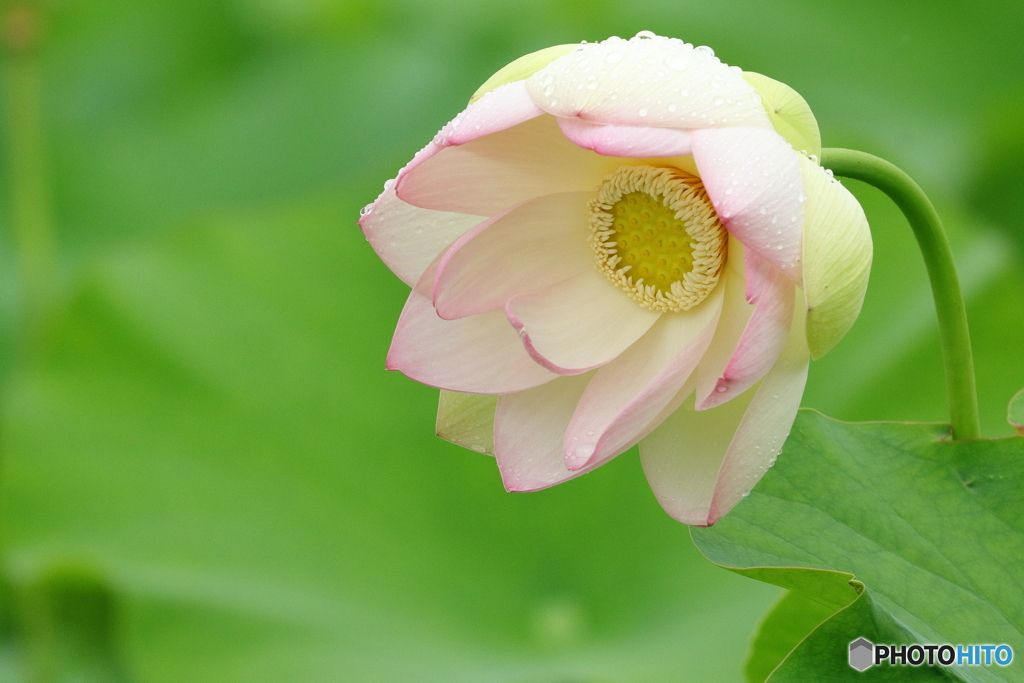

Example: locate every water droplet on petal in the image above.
[635,30,657,39]
[638,107,648,117]
[606,52,624,63]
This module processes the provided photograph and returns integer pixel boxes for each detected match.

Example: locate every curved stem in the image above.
[821,148,980,440]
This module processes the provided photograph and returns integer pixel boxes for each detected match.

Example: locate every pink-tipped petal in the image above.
[387,261,558,393]
[397,115,616,217]
[639,387,756,525]
[696,260,794,410]
[392,81,545,189]
[639,292,809,526]
[691,127,804,282]
[506,270,661,375]
[706,296,809,524]
[360,187,486,287]
[557,118,693,158]
[527,35,771,130]
[442,81,546,146]
[494,372,599,491]
[562,283,725,470]
[433,192,592,319]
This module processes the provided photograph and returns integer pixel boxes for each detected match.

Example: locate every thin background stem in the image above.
[3,0,56,339]
[821,148,981,440]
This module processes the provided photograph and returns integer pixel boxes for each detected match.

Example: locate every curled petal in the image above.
[388,260,558,393]
[558,118,692,158]
[494,373,598,491]
[527,35,771,130]
[437,391,497,456]
[742,242,775,304]
[433,192,592,320]
[360,187,484,287]
[799,155,872,359]
[742,72,822,158]
[639,291,809,526]
[562,282,725,470]
[691,126,804,282]
[506,270,660,375]
[397,115,615,216]
[696,254,794,410]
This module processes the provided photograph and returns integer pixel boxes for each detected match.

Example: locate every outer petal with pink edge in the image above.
[388,285,558,394]
[506,270,660,375]
[563,282,725,471]
[494,373,600,491]
[397,115,618,217]
[639,292,809,526]
[433,192,593,320]
[691,126,804,282]
[360,187,485,287]
[392,80,545,188]
[695,253,794,410]
[527,35,770,130]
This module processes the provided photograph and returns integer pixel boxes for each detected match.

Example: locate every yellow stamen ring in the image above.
[589,165,727,312]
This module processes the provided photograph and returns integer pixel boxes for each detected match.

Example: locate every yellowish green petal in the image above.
[799,155,872,359]
[743,72,821,158]
[470,44,577,103]
[1010,387,1024,436]
[436,390,497,455]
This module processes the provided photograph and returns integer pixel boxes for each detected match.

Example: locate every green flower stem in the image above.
[2,1,56,338]
[821,148,980,440]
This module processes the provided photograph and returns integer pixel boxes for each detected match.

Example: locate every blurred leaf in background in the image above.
[0,0,1022,681]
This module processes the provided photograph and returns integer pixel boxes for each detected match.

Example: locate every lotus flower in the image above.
[360,33,871,525]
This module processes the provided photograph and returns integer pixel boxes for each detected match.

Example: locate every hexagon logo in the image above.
[849,638,874,671]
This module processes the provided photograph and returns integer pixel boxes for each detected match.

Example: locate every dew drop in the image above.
[606,52,624,63]
[695,45,715,56]
[714,97,724,106]
[638,107,648,117]
[635,29,657,39]
[359,204,373,216]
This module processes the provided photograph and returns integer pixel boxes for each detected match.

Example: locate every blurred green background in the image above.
[0,0,1021,681]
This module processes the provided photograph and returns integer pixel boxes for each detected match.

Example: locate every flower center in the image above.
[589,165,727,312]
